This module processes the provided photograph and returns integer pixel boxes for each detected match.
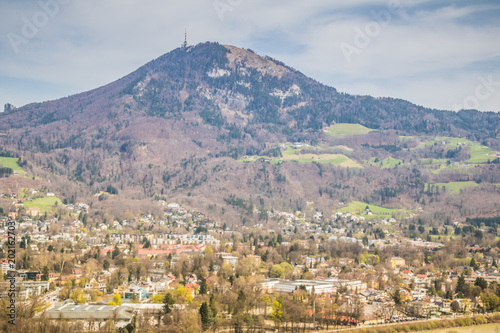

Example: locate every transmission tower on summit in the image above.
[182,29,188,49]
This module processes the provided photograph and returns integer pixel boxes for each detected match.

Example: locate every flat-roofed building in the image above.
[262,278,367,295]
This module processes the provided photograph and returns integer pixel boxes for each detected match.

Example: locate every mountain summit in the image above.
[1,42,498,138]
[0,42,498,221]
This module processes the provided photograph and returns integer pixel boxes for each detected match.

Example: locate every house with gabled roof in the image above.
[85,277,106,293]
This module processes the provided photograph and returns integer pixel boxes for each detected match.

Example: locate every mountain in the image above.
[0,42,499,223]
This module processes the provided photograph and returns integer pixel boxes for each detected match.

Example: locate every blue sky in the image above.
[0,0,499,112]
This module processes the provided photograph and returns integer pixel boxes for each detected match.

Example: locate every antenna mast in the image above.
[182,29,188,49]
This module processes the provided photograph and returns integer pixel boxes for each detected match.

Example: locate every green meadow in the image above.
[335,201,408,220]
[0,157,26,176]
[23,197,63,214]
[426,181,480,194]
[325,123,374,137]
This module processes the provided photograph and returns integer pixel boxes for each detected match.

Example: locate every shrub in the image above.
[490,313,500,322]
[457,318,467,326]
[474,315,487,325]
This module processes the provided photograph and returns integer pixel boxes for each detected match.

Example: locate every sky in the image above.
[0,0,499,113]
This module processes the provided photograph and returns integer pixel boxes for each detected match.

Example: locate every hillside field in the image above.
[325,123,374,137]
[335,201,409,220]
[426,181,480,194]
[0,157,26,176]
[23,197,63,214]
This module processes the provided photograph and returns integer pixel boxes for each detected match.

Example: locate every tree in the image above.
[282,296,305,330]
[70,289,86,304]
[456,274,466,294]
[475,277,488,290]
[199,302,213,331]
[174,286,194,304]
[373,304,387,323]
[209,293,218,317]
[112,245,120,259]
[219,262,233,280]
[237,290,246,312]
[279,262,294,279]
[269,264,285,278]
[170,309,200,332]
[277,234,283,244]
[199,277,208,295]
[41,266,50,281]
[470,258,478,270]
[451,300,461,313]
[481,292,500,311]
[163,292,175,314]
[340,296,365,325]
[112,293,122,305]
[151,294,164,304]
[392,288,402,305]
[269,296,283,328]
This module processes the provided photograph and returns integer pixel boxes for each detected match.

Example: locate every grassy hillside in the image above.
[23,197,63,214]
[408,136,497,163]
[281,145,362,167]
[325,123,374,137]
[239,143,363,168]
[335,201,409,220]
[425,181,480,194]
[0,157,26,176]
[282,153,361,167]
[368,157,402,169]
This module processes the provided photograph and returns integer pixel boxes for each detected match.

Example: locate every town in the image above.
[2,189,500,332]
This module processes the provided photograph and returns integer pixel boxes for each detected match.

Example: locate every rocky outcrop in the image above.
[4,103,15,112]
